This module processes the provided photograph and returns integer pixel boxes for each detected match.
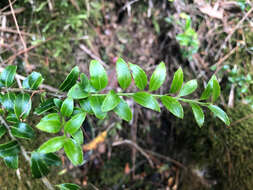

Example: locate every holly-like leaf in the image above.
[116,57,132,90]
[4,155,18,169]
[114,98,132,122]
[149,62,166,91]
[0,125,7,139]
[56,183,81,190]
[67,84,89,99]
[2,92,16,111]
[129,63,147,90]
[89,60,108,91]
[178,79,198,97]
[89,96,107,119]
[0,141,20,157]
[170,67,183,93]
[190,103,204,127]
[64,138,83,166]
[11,122,35,139]
[34,98,55,115]
[36,113,61,133]
[72,128,84,145]
[207,105,230,126]
[59,66,79,92]
[0,65,17,87]
[101,90,121,112]
[61,97,74,117]
[212,76,220,102]
[38,136,66,154]
[133,92,160,112]
[22,72,44,90]
[64,112,86,135]
[14,93,32,119]
[161,96,184,118]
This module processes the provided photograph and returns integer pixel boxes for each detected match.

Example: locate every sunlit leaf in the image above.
[161,96,183,118]
[116,57,132,90]
[89,60,108,91]
[133,92,160,112]
[149,62,166,91]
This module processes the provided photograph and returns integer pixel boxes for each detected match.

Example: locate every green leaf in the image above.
[61,97,74,117]
[56,183,81,190]
[101,90,121,112]
[54,98,63,109]
[79,98,93,114]
[2,92,16,111]
[133,92,160,112]
[36,113,61,133]
[114,98,132,122]
[64,112,86,135]
[89,96,107,119]
[200,76,215,100]
[207,105,230,125]
[0,65,17,87]
[11,122,35,139]
[212,76,220,102]
[6,112,19,123]
[0,141,20,157]
[67,84,89,99]
[149,62,166,91]
[116,58,132,90]
[170,67,183,93]
[72,128,83,145]
[64,138,83,166]
[22,72,44,90]
[38,136,66,154]
[0,125,7,139]
[89,60,108,91]
[34,98,55,115]
[42,152,62,166]
[178,79,198,97]
[80,73,89,88]
[14,93,32,119]
[129,63,147,90]
[190,103,204,127]
[4,155,18,169]
[161,96,183,118]
[59,66,79,92]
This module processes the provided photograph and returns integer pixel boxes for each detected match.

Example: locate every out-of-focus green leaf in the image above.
[0,65,17,87]
[56,183,81,190]
[14,93,31,119]
[4,155,18,169]
[0,141,20,157]
[11,122,35,139]
[2,92,15,111]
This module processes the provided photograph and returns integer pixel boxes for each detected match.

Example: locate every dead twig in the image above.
[0,27,34,37]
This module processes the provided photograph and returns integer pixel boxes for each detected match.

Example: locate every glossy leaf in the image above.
[212,76,220,102]
[79,98,93,114]
[89,96,107,119]
[178,79,198,97]
[0,65,17,87]
[67,84,88,99]
[38,136,66,154]
[89,60,108,91]
[6,112,19,123]
[149,62,166,91]
[56,183,81,190]
[11,122,35,139]
[200,76,214,100]
[114,98,132,122]
[54,98,63,109]
[133,92,160,112]
[161,96,184,118]
[0,141,20,157]
[80,73,89,88]
[4,155,18,169]
[34,98,55,115]
[61,97,74,117]
[72,128,84,145]
[116,58,131,90]
[59,66,79,92]
[0,125,7,139]
[101,90,121,112]
[64,112,86,135]
[14,93,31,119]
[2,92,15,111]
[207,105,230,126]
[31,152,49,178]
[42,152,62,166]
[190,103,204,127]
[36,113,61,133]
[64,138,83,166]
[22,72,44,90]
[170,67,183,93]
[129,63,147,90]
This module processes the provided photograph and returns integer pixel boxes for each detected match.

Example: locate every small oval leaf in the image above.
[149,62,166,91]
[89,60,108,91]
[178,79,198,97]
[14,93,32,119]
[1,65,17,87]
[129,63,147,90]
[64,138,83,166]
[212,76,220,102]
[133,92,160,112]
[161,96,184,118]
[59,66,79,92]
[61,97,74,117]
[170,67,184,93]
[38,136,66,154]
[114,98,132,122]
[64,112,86,135]
[11,122,35,139]
[190,103,204,127]
[116,58,132,90]
[101,90,121,112]
[36,113,61,133]
[22,72,44,90]
[207,105,230,126]
[67,84,89,99]
[89,96,107,119]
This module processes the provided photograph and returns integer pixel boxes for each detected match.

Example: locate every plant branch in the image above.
[0,116,55,190]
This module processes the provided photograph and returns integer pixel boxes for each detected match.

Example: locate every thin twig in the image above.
[0,27,34,37]
[0,116,55,190]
